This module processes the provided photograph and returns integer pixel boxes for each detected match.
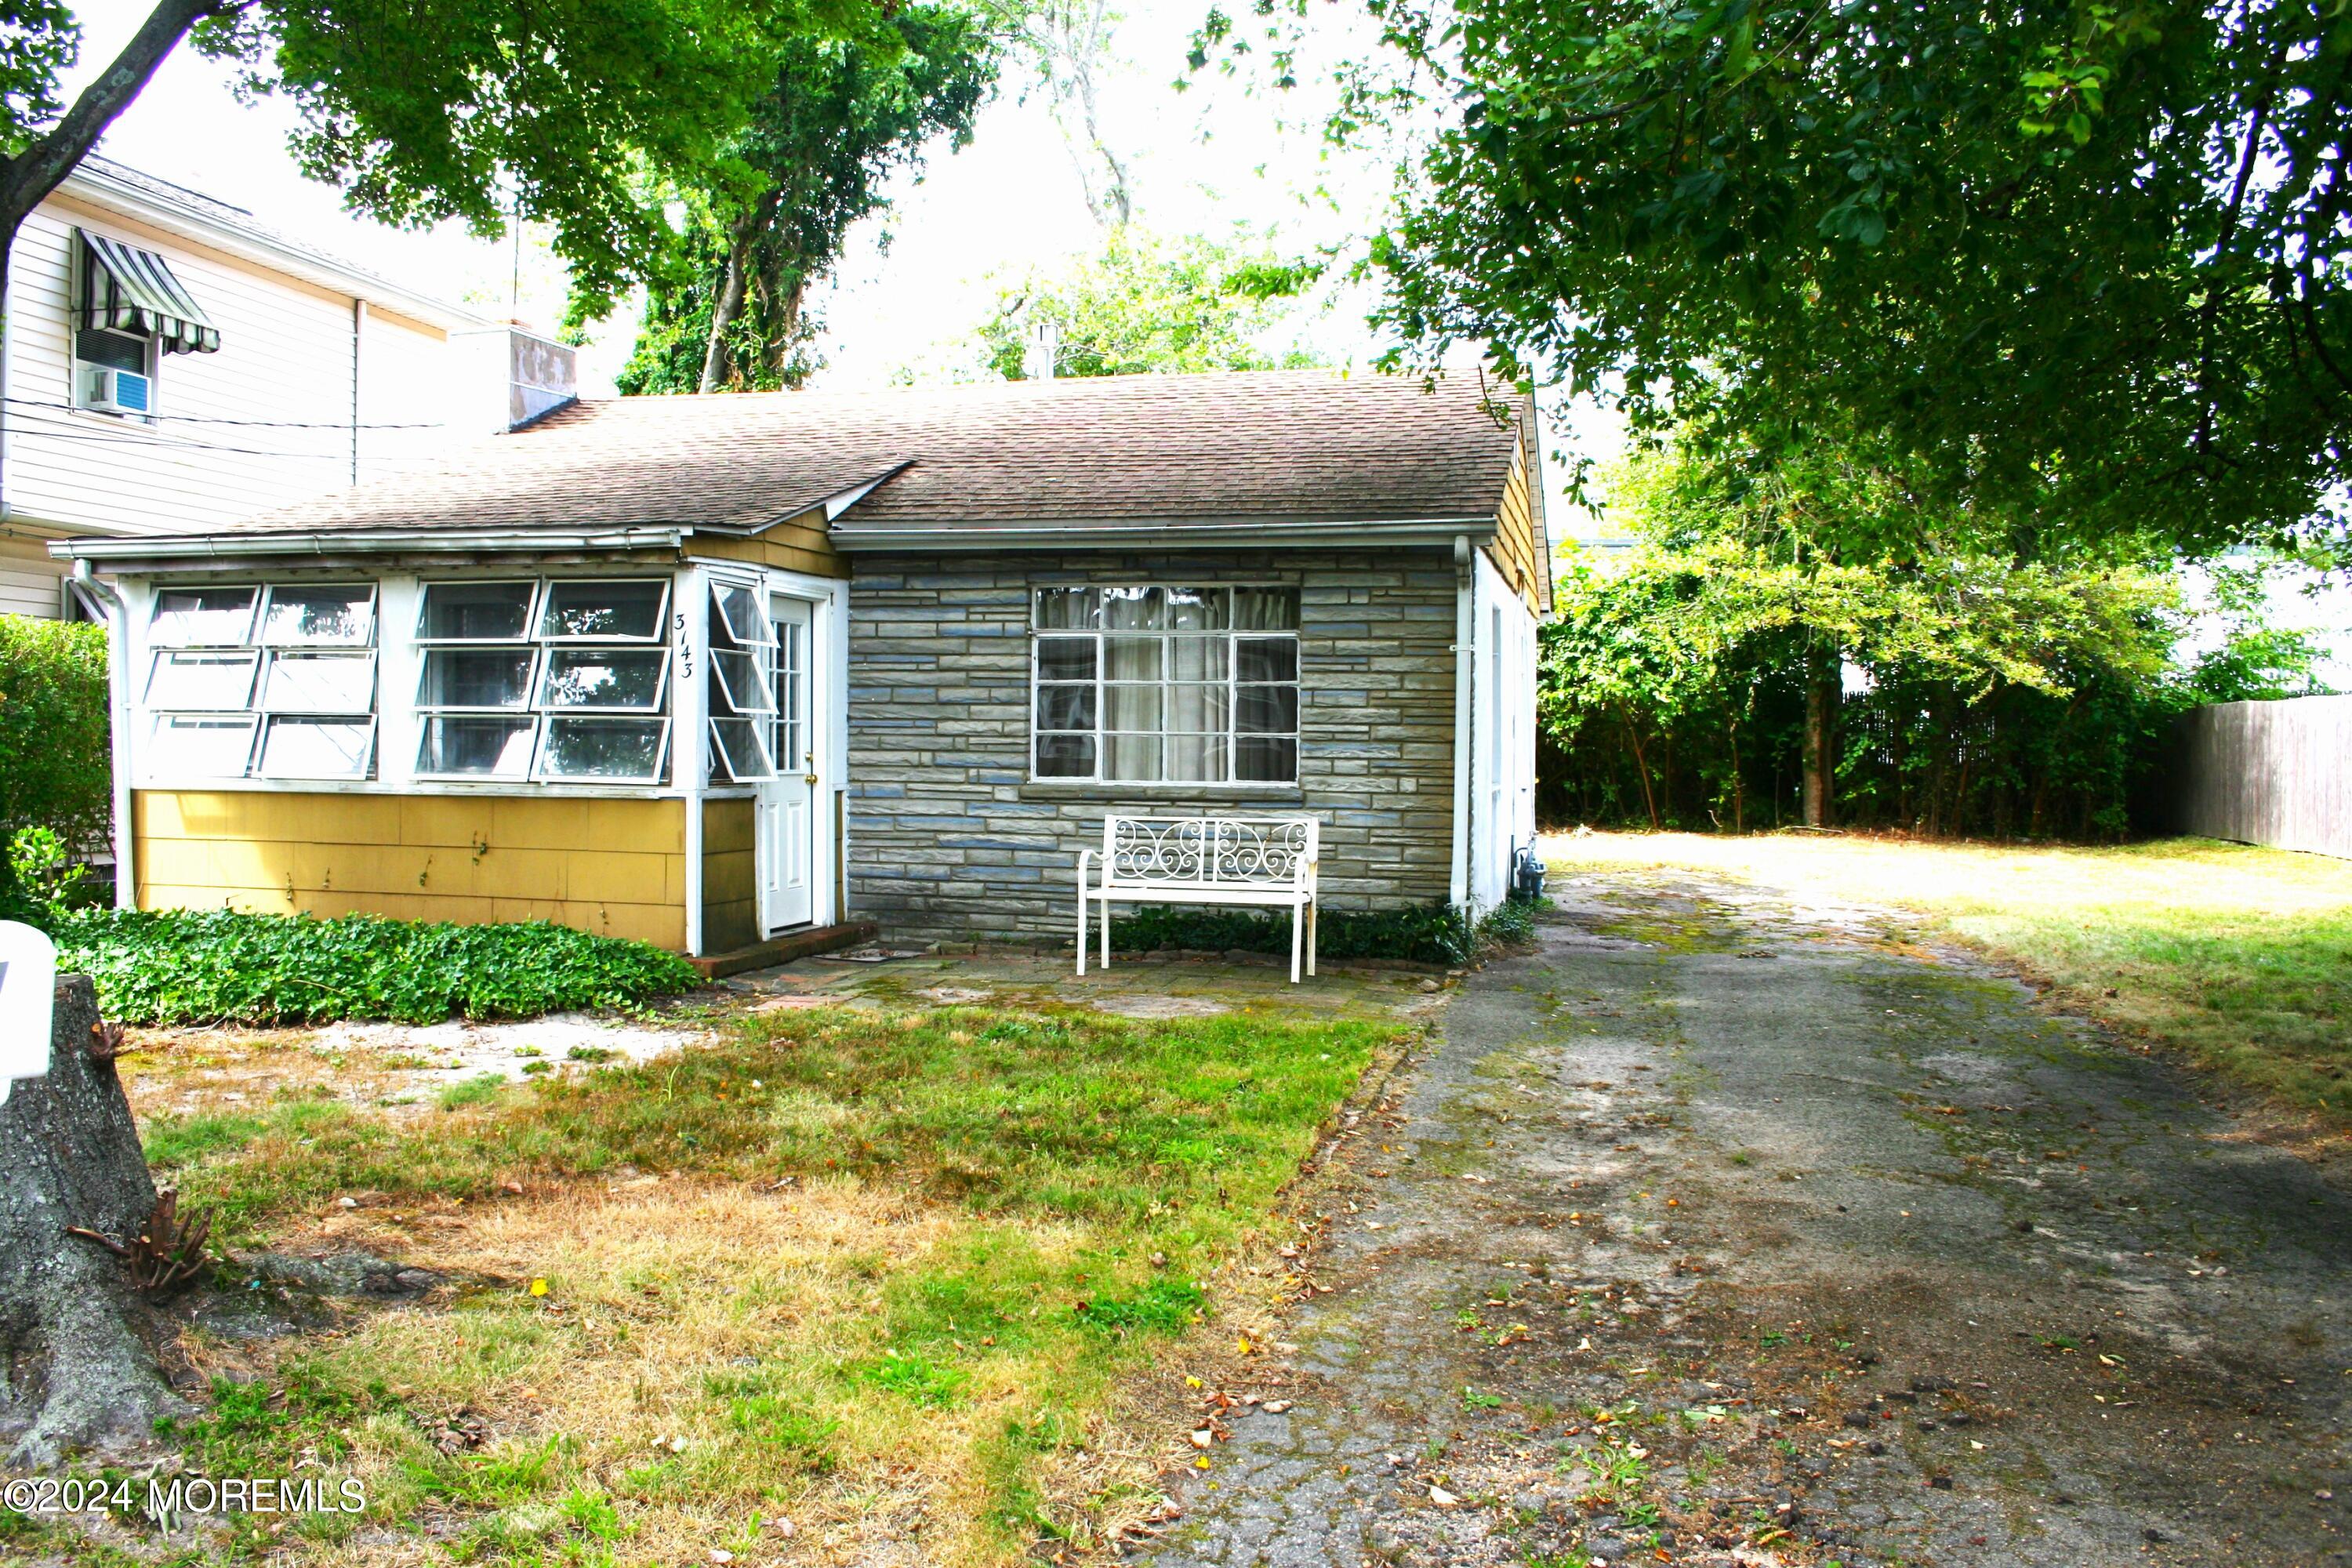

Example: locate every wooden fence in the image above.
[2171,695,2352,859]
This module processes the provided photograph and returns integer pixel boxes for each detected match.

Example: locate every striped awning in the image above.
[78,230,220,355]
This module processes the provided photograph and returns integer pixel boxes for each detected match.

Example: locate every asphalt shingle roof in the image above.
[211,369,1525,540]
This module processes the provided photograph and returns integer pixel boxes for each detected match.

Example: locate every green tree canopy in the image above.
[1210,0,2352,561]
[976,227,1323,379]
[1540,440,2326,835]
[619,3,998,394]
[0,0,890,314]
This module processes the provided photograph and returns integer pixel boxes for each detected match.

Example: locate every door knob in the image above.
[804,771,819,785]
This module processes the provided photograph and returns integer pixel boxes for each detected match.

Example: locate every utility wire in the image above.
[4,397,448,430]
[5,424,382,459]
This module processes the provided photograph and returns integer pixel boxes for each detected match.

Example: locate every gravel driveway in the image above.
[1133,869,2351,1567]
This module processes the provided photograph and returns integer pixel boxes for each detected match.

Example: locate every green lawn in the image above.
[109,1000,1406,1566]
[1546,833,2352,1125]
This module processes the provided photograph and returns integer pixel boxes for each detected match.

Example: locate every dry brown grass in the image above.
[221,1178,1105,1566]
[117,998,1414,1567]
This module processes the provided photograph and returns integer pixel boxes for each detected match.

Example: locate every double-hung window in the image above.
[414,579,672,784]
[1031,585,1300,783]
[145,584,378,779]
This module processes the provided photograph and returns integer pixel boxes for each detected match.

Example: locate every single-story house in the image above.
[54,369,1548,961]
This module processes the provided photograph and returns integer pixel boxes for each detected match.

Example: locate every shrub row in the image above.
[53,908,700,1026]
[1109,898,1538,967]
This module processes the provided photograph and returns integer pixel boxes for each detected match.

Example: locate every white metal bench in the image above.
[1078,814,1321,983]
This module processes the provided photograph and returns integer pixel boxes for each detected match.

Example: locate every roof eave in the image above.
[60,165,492,332]
[52,524,690,571]
[829,515,1501,552]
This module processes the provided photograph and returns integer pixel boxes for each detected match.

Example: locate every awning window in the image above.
[77,230,220,355]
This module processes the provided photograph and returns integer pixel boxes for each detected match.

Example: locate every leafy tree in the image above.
[977,227,1323,379]
[1209,0,2352,560]
[0,0,888,318]
[619,4,999,394]
[1539,445,2327,837]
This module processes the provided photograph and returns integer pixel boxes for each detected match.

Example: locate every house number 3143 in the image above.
[673,613,692,680]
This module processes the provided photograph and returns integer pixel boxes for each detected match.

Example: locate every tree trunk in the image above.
[695,194,780,394]
[1619,702,1661,831]
[1802,644,1838,829]
[697,238,750,394]
[0,975,188,1468]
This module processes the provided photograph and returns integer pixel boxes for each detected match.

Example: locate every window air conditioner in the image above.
[85,366,151,415]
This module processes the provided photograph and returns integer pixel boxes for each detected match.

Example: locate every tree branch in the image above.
[0,0,241,232]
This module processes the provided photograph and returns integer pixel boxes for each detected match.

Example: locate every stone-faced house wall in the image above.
[844,548,1457,943]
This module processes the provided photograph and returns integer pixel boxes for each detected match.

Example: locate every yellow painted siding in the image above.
[700,797,760,953]
[691,507,844,579]
[132,791,689,950]
[1485,415,1550,617]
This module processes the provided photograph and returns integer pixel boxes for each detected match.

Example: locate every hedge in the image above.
[0,612,110,855]
[1109,898,1538,967]
[52,908,702,1026]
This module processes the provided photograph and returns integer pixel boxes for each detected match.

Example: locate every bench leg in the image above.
[1076,877,1087,977]
[1306,900,1318,978]
[1290,902,1303,984]
[1102,891,1112,971]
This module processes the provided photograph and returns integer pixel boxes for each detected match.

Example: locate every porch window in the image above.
[1030,585,1300,784]
[705,579,779,783]
[143,583,378,780]
[414,578,672,783]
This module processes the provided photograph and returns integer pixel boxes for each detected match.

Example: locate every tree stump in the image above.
[0,975,188,1468]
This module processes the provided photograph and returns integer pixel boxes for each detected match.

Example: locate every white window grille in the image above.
[705,579,779,783]
[143,583,378,780]
[1030,586,1300,784]
[412,578,672,783]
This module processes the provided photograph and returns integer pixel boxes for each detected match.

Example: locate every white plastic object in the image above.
[0,920,58,1104]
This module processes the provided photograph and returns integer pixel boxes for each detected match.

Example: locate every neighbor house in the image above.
[54,370,1547,960]
[2,155,565,619]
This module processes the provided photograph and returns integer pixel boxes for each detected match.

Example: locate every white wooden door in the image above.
[759,597,816,931]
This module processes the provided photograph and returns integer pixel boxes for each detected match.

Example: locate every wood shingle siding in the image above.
[699,797,760,953]
[844,549,1458,944]
[132,791,688,949]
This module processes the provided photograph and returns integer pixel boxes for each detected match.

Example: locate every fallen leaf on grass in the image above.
[1428,1485,1458,1507]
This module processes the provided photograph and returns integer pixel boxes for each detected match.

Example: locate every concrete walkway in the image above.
[1134,870,2351,1567]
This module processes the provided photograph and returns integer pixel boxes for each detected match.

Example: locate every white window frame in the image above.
[138,580,381,783]
[1028,584,1301,786]
[146,647,260,710]
[704,574,780,784]
[531,715,673,785]
[412,576,677,784]
[414,579,541,644]
[257,714,379,781]
[257,583,378,648]
[149,584,260,648]
[535,577,673,644]
[71,322,159,419]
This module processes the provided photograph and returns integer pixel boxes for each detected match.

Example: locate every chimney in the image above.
[454,322,578,431]
[1022,318,1061,381]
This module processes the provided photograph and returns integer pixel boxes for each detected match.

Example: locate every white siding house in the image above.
[1,157,567,618]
